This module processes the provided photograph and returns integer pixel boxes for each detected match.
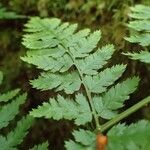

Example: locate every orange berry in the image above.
[96,134,107,150]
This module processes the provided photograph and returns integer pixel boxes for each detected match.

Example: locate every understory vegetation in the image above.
[0,1,150,150]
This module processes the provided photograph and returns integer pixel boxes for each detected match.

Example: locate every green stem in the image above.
[83,82,101,131]
[75,61,101,131]
[101,96,150,132]
[68,53,101,131]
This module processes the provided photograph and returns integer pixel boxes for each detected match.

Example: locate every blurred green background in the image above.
[0,0,150,149]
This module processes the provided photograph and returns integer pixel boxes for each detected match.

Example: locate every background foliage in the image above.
[0,0,150,149]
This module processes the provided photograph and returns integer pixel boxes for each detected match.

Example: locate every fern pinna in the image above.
[0,71,34,150]
[0,3,25,19]
[124,5,150,63]
[22,17,150,149]
[0,71,49,150]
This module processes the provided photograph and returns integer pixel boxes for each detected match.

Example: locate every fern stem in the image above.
[83,84,101,131]
[101,96,150,132]
[68,53,101,131]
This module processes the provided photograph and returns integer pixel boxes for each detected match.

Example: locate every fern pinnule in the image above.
[0,89,20,102]
[30,141,49,150]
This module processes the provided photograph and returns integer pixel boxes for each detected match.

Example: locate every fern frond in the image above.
[125,4,150,63]
[0,3,25,19]
[84,65,126,94]
[30,141,49,150]
[22,18,143,147]
[65,129,95,150]
[0,89,20,102]
[30,94,92,125]
[123,51,150,64]
[0,116,34,150]
[107,120,150,149]
[30,72,81,94]
[0,93,27,129]
[0,71,34,149]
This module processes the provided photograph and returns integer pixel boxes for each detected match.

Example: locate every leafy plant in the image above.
[0,3,25,19]
[124,5,150,63]
[21,17,150,149]
[0,71,49,149]
[0,71,33,149]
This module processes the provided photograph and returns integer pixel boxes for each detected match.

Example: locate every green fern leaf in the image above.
[30,142,49,150]
[0,71,34,149]
[22,18,141,142]
[0,93,27,129]
[0,3,25,19]
[65,129,95,150]
[84,65,126,94]
[73,129,95,146]
[22,17,101,59]
[22,17,124,97]
[123,51,150,64]
[21,53,73,72]
[30,94,92,125]
[25,46,66,58]
[0,89,20,102]
[0,115,34,150]
[93,77,139,119]
[127,20,150,32]
[77,44,115,75]
[125,34,150,46]
[65,141,85,150]
[129,5,150,19]
[21,44,114,75]
[24,17,61,32]
[102,77,139,110]
[30,72,81,94]
[125,4,150,63]
[107,120,150,150]
[93,96,117,119]
[23,18,101,61]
